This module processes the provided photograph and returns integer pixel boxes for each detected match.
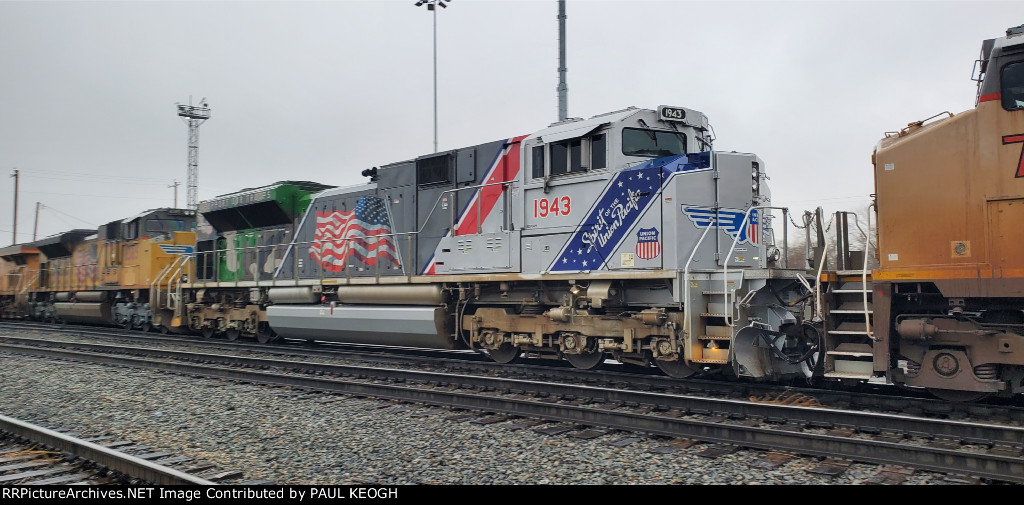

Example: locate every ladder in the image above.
[150,255,188,327]
[821,209,877,380]
[689,270,746,365]
[823,272,875,379]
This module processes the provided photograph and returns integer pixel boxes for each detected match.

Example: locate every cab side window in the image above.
[532,146,545,179]
[551,139,583,175]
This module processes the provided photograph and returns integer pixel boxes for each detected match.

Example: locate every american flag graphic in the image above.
[74,245,98,286]
[747,209,760,245]
[309,196,401,272]
[635,227,661,259]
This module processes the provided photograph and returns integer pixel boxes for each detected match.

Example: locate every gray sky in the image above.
[0,0,1011,243]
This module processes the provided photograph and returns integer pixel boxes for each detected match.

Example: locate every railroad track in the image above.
[3,320,1023,426]
[0,414,219,485]
[2,335,1022,483]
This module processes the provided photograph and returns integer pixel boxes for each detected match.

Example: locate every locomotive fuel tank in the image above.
[265,305,457,349]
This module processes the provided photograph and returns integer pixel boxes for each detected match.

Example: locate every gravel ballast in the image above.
[0,350,972,485]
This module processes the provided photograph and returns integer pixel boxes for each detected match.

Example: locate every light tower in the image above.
[414,0,450,153]
[176,97,210,210]
[557,0,568,121]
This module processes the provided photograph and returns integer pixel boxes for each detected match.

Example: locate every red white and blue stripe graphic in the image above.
[421,135,528,275]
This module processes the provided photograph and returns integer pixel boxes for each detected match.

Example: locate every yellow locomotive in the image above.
[853,24,1024,400]
[0,208,195,329]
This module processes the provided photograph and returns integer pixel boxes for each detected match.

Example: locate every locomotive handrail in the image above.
[814,226,828,323]
[149,261,172,310]
[721,205,789,327]
[166,255,188,312]
[848,207,875,341]
[682,223,715,359]
[19,271,38,294]
[151,254,188,311]
[273,179,516,281]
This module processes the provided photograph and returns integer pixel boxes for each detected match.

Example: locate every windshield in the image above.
[622,128,686,158]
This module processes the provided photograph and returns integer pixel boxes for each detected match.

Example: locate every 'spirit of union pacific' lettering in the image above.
[582,189,641,249]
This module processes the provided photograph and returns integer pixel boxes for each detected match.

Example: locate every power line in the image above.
[19,190,166,201]
[42,204,96,227]
[23,175,171,187]
[24,168,170,183]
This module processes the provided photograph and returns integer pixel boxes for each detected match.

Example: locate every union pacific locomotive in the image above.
[3,25,1024,402]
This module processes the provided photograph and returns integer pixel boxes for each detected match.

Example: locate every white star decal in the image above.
[577,248,583,255]
[617,181,623,188]
[582,260,588,267]
[563,258,568,264]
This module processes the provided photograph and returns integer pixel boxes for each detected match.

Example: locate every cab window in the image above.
[1002,61,1024,110]
[551,138,583,175]
[591,134,607,170]
[531,145,544,179]
[146,219,186,233]
[622,128,686,158]
[122,220,140,240]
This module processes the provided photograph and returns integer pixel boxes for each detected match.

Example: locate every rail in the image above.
[0,413,216,485]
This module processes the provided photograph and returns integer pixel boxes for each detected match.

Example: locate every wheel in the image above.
[927,388,991,403]
[654,358,698,378]
[485,344,520,364]
[120,319,132,330]
[159,325,169,335]
[201,327,216,339]
[140,322,152,333]
[564,351,605,370]
[225,328,240,341]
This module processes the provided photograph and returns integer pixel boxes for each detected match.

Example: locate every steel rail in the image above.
[2,323,1023,423]
[3,342,1023,482]
[0,413,217,486]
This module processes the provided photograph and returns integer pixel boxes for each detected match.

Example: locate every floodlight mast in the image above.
[414,0,450,153]
[176,97,211,210]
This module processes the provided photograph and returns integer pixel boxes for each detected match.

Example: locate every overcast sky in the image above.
[0,0,1012,243]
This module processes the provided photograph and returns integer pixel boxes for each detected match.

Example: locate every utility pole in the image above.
[10,169,18,245]
[557,0,568,121]
[33,202,41,241]
[169,180,180,208]
[177,97,211,210]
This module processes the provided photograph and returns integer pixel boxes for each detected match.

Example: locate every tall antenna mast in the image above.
[557,0,568,121]
[176,97,211,210]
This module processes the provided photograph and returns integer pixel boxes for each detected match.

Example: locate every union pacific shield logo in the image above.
[636,228,661,259]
